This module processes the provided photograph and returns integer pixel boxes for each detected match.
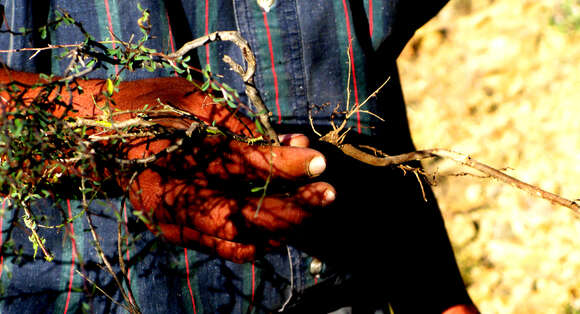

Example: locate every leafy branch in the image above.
[1,7,278,312]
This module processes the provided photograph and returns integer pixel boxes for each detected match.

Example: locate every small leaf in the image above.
[255,120,264,134]
[39,26,47,39]
[200,80,210,91]
[106,79,115,96]
[251,186,265,193]
[226,100,237,109]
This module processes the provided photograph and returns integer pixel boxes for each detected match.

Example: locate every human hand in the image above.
[1,71,336,263]
[106,77,336,263]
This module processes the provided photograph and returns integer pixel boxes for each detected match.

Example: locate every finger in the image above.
[157,223,257,263]
[128,169,243,241]
[124,135,326,181]
[113,77,257,137]
[241,182,336,232]
[219,140,327,180]
[279,133,310,148]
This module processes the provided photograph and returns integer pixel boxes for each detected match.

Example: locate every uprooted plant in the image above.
[2,5,580,314]
[0,7,279,313]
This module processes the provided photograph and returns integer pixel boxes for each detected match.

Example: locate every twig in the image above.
[20,201,54,261]
[74,269,131,312]
[68,117,154,129]
[117,220,136,307]
[166,31,279,145]
[81,178,141,314]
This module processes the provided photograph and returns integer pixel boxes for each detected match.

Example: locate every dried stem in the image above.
[334,143,580,216]
[318,61,580,216]
[166,31,279,145]
[21,204,54,261]
[74,269,131,312]
[81,178,141,314]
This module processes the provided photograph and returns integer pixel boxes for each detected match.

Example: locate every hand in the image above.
[104,77,336,263]
[1,71,336,263]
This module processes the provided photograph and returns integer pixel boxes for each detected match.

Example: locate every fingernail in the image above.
[308,156,326,177]
[278,134,294,143]
[323,189,335,204]
[279,133,309,147]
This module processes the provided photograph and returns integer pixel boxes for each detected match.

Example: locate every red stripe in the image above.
[204,0,210,66]
[164,9,180,79]
[368,0,374,36]
[64,199,77,314]
[165,9,176,58]
[167,17,196,313]
[251,262,256,308]
[103,0,119,74]
[184,248,197,314]
[167,15,196,314]
[341,0,361,133]
[262,12,283,123]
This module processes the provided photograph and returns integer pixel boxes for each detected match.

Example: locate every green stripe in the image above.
[94,0,122,78]
[242,262,252,313]
[247,3,291,120]
[365,0,386,50]
[207,1,221,71]
[155,1,171,54]
[54,200,85,314]
[47,8,61,75]
[331,0,371,134]
[191,2,209,68]
[331,0,354,111]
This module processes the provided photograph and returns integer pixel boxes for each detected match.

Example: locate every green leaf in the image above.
[255,120,264,134]
[210,82,220,90]
[226,100,237,109]
[29,235,39,260]
[106,79,115,96]
[200,80,210,91]
[251,186,265,193]
[39,26,47,40]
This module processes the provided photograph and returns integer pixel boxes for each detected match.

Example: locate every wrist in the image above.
[0,68,106,118]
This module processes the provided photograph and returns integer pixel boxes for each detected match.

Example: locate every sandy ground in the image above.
[397,0,580,313]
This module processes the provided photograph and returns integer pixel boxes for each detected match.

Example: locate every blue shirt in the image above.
[0,1,471,313]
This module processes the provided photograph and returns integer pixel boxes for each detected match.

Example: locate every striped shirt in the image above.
[0,1,461,313]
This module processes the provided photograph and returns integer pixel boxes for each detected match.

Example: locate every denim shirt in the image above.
[0,1,454,313]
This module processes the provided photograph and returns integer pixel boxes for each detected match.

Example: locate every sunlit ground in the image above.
[398,0,580,313]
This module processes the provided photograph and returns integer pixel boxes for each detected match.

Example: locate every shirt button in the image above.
[309,257,324,276]
[257,0,275,12]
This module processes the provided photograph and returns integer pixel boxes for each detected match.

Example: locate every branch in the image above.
[166,31,279,145]
[81,178,141,314]
[21,204,54,261]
